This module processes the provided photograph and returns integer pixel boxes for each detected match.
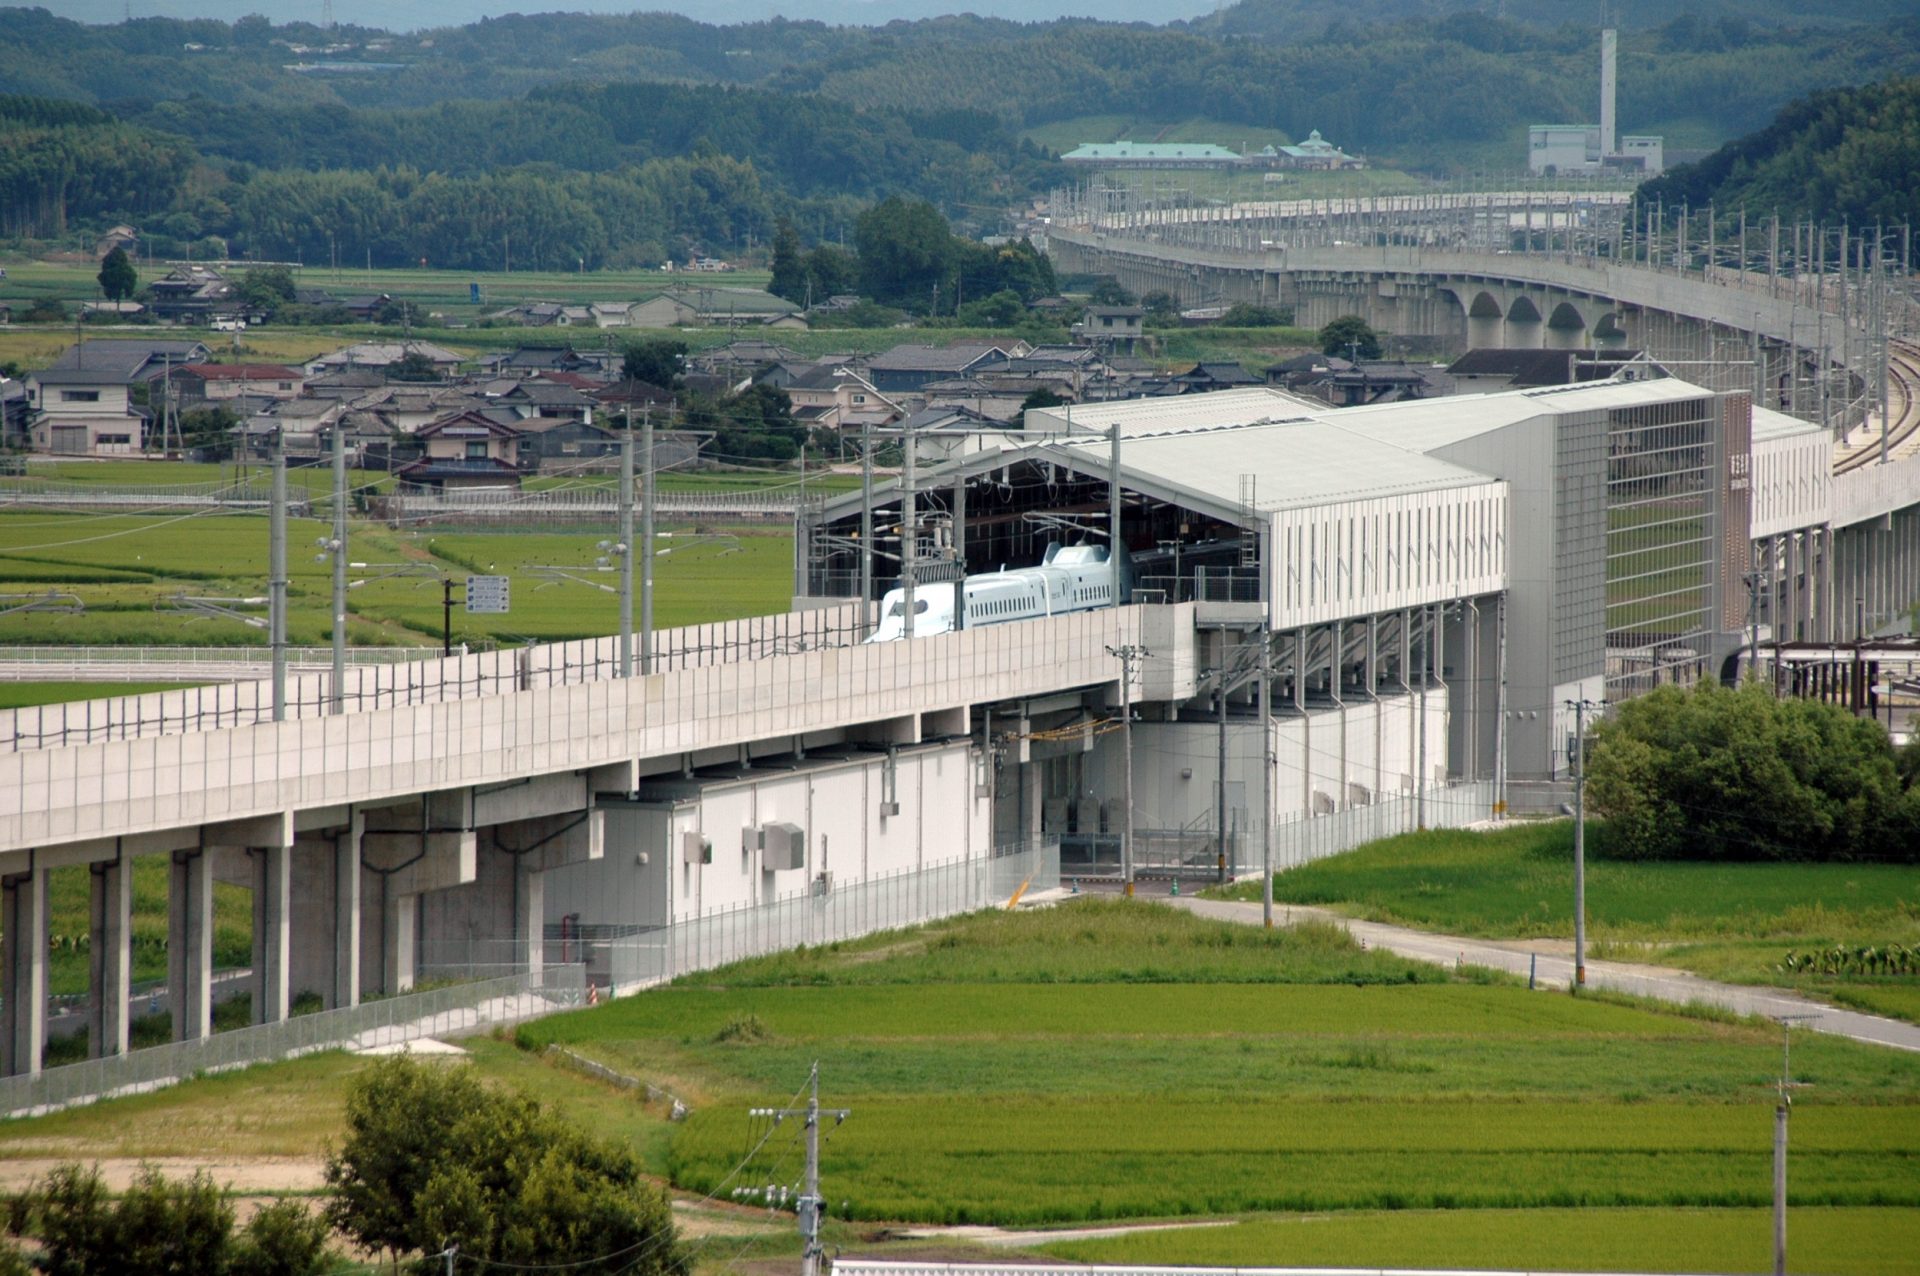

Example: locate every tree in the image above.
[1086,277,1135,307]
[1221,302,1293,327]
[1318,314,1381,359]
[97,246,138,302]
[1021,386,1067,411]
[326,1056,684,1275]
[387,351,441,383]
[623,339,687,391]
[803,245,858,301]
[1586,681,1920,863]
[4,1162,325,1276]
[854,195,953,308]
[767,219,806,304]
[178,405,241,457]
[240,264,296,311]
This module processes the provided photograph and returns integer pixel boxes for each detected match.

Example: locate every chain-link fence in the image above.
[596,842,1059,993]
[0,965,586,1119]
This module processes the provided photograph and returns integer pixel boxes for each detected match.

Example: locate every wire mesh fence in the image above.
[0,965,586,1119]
[598,842,1059,993]
[4,841,1058,1117]
[0,602,874,751]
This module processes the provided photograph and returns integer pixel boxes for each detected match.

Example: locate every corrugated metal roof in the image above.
[1752,404,1824,442]
[1328,376,1722,451]
[1025,387,1320,436]
[1042,416,1495,511]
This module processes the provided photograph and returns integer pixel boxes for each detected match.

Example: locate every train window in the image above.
[886,600,931,618]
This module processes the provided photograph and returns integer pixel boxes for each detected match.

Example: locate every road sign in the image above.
[465,575,510,614]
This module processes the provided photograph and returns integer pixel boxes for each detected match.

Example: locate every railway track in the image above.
[1833,338,1920,475]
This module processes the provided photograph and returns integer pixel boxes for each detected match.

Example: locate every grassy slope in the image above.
[1216,821,1920,1014]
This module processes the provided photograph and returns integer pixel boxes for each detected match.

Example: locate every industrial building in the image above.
[786,375,1826,865]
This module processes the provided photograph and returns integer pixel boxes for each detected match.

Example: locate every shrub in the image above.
[1586,680,1920,862]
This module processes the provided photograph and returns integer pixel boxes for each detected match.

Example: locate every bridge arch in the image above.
[1545,300,1589,349]
[1466,290,1505,349]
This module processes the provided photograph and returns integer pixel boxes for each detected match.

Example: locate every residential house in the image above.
[488,301,597,328]
[1277,357,1452,407]
[243,396,343,460]
[94,225,139,259]
[1072,306,1144,354]
[474,346,614,378]
[864,343,1011,394]
[23,339,210,456]
[785,364,901,433]
[627,288,803,329]
[304,368,389,399]
[896,404,1025,465]
[394,410,523,492]
[921,376,1060,424]
[146,265,241,323]
[1445,348,1644,393]
[305,341,465,377]
[172,363,305,403]
[488,378,596,425]
[512,416,620,470]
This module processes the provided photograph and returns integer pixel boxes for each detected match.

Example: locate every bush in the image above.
[325,1056,684,1275]
[1586,680,1920,862]
[231,1200,333,1276]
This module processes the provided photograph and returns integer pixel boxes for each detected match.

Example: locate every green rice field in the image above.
[0,511,795,648]
[515,901,1920,1244]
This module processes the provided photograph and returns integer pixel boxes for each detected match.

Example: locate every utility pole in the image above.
[329,417,347,713]
[1773,1015,1813,1276]
[859,415,873,611]
[641,406,655,675]
[269,429,287,722]
[1565,696,1602,989]
[618,427,634,678]
[1259,625,1273,927]
[1106,642,1150,896]
[750,1063,849,1276]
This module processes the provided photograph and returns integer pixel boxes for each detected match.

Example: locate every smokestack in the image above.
[1600,28,1618,159]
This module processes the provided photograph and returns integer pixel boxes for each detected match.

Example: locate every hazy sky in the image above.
[54,0,1220,29]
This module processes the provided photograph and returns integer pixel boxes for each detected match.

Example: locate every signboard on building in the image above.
[466,575,511,614]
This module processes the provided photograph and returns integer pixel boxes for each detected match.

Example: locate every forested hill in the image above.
[4,4,1919,270]
[1639,77,1920,227]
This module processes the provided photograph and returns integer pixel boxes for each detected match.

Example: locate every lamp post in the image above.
[1563,696,1603,989]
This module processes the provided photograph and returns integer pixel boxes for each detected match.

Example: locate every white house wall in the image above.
[1268,484,1508,627]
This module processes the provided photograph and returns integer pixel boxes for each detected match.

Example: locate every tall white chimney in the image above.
[1600,28,1618,159]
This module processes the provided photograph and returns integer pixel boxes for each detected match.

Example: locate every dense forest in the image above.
[1639,77,1920,229]
[1,2,1915,269]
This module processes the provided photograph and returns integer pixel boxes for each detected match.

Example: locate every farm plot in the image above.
[517,902,1920,1234]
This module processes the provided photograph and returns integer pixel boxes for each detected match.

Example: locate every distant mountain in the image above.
[1191,0,1920,40]
[49,0,1219,30]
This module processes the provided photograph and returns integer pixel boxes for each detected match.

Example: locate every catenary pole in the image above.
[269,428,287,722]
[642,405,655,674]
[330,415,347,713]
[619,426,634,678]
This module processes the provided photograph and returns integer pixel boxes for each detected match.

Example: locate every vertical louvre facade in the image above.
[1604,393,1719,696]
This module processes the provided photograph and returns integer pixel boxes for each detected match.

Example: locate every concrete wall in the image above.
[542,742,988,928]
[1089,689,1448,834]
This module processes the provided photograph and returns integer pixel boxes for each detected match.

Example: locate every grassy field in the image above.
[513,902,1920,1238]
[0,681,199,709]
[0,511,796,648]
[1041,1207,1920,1275]
[1216,822,1920,1015]
[5,900,1917,1273]
[27,855,253,998]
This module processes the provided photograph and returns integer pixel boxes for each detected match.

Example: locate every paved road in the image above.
[1164,895,1920,1054]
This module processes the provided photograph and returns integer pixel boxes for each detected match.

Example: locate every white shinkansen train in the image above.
[865,543,1128,642]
